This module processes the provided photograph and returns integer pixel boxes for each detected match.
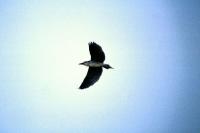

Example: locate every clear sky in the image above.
[0,0,200,133]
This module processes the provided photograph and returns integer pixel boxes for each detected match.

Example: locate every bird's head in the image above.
[103,64,113,69]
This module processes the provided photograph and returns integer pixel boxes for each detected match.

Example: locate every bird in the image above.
[79,42,113,89]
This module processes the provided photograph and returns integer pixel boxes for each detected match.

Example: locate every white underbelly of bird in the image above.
[84,61,103,67]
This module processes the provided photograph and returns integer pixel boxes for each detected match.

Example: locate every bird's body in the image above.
[80,61,111,68]
[81,61,104,67]
[79,42,113,89]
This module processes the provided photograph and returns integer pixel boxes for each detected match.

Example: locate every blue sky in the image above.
[0,0,200,133]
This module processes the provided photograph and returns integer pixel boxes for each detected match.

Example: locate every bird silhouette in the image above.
[79,42,113,89]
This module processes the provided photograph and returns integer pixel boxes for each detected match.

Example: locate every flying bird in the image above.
[79,42,113,89]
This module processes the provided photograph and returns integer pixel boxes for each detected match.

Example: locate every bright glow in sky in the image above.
[0,0,200,133]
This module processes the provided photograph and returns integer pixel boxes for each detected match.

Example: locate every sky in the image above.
[0,0,200,133]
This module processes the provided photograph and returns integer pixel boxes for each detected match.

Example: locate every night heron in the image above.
[79,42,113,89]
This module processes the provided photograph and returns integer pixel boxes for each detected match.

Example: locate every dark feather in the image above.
[89,42,105,63]
[79,67,103,89]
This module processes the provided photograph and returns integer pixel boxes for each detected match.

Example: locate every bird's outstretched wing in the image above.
[89,42,105,63]
[79,67,103,89]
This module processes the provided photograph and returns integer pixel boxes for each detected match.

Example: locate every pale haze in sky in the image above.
[0,0,200,133]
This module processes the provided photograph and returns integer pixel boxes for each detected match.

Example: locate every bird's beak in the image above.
[79,62,84,65]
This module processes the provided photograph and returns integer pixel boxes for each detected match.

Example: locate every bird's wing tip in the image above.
[79,88,86,90]
[88,41,96,45]
[78,86,86,89]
